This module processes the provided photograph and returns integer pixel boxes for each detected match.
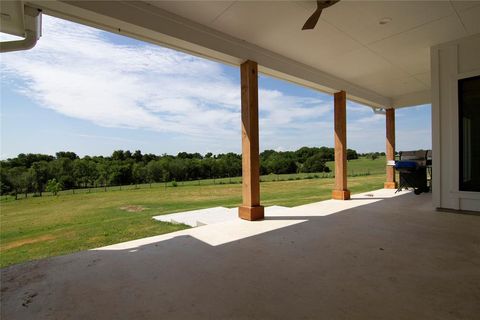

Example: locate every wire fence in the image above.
[1,169,380,202]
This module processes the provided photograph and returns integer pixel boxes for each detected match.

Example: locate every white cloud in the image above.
[1,16,334,149]
[2,16,424,154]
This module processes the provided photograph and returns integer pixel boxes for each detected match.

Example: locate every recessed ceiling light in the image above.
[379,17,392,25]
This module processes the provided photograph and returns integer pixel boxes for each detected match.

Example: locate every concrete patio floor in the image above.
[1,189,479,319]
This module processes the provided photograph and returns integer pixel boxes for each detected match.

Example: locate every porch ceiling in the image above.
[26,1,480,108]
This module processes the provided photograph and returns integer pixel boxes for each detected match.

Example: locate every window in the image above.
[459,75,480,192]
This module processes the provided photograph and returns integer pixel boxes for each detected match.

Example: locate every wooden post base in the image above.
[332,189,351,200]
[238,205,264,221]
[384,181,398,189]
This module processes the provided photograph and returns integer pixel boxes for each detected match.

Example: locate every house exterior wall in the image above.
[431,33,480,212]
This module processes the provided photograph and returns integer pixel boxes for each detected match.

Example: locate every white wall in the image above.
[431,33,480,212]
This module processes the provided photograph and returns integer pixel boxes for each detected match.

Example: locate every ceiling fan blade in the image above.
[302,8,322,30]
[302,0,340,30]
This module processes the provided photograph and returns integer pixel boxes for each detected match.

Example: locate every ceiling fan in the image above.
[302,0,340,30]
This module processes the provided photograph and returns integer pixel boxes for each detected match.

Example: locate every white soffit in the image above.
[28,1,480,108]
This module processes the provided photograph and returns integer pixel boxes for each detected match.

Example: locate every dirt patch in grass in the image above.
[2,235,56,250]
[119,205,147,213]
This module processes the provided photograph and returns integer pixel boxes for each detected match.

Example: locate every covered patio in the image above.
[2,189,480,319]
[1,1,479,211]
[1,1,479,318]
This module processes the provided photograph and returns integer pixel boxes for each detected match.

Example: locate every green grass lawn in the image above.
[0,157,386,268]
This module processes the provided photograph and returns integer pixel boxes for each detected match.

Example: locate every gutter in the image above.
[0,6,42,53]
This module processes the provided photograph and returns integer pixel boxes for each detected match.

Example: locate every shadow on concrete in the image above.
[1,192,479,320]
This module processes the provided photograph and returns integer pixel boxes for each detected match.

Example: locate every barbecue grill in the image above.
[394,150,432,195]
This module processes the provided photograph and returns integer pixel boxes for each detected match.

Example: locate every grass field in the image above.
[0,157,386,268]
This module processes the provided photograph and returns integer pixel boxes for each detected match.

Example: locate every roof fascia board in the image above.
[29,0,391,108]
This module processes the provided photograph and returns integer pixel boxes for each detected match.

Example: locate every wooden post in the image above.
[238,60,264,220]
[332,90,350,200]
[384,108,397,189]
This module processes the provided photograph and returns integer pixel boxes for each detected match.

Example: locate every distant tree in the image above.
[133,150,143,162]
[108,162,133,186]
[260,149,277,161]
[46,178,62,196]
[31,161,50,196]
[347,149,359,160]
[8,167,26,199]
[1,145,361,192]
[301,154,328,173]
[73,159,98,188]
[317,147,335,161]
[97,162,111,191]
[264,154,297,174]
[146,160,164,185]
[132,163,147,188]
[142,153,158,163]
[223,153,242,178]
[111,150,125,161]
[0,164,12,195]
[366,153,379,160]
[10,153,55,168]
[51,158,75,190]
[162,170,170,189]
[56,151,78,160]
[22,169,35,198]
[294,147,319,163]
[169,159,186,181]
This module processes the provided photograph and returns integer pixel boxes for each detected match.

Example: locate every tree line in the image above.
[0,147,360,199]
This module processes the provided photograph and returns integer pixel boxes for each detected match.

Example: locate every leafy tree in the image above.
[22,169,35,198]
[46,178,62,196]
[111,150,126,161]
[31,161,50,196]
[177,152,202,160]
[142,153,158,163]
[301,154,328,173]
[8,153,54,168]
[146,160,164,184]
[366,153,379,160]
[0,164,12,195]
[133,150,143,162]
[51,158,75,190]
[132,163,147,187]
[347,149,359,160]
[108,162,133,186]
[295,147,319,163]
[8,167,27,199]
[73,159,98,188]
[264,154,297,174]
[0,145,364,194]
[317,147,335,161]
[56,151,78,160]
[97,162,112,191]
[162,170,170,189]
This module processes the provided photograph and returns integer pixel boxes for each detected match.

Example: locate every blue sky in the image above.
[0,15,431,159]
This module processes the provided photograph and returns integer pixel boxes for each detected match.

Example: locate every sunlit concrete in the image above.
[1,189,479,320]
[153,205,288,227]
